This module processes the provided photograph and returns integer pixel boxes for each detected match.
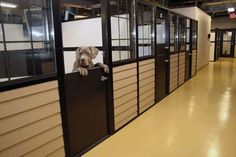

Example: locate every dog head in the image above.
[75,47,99,68]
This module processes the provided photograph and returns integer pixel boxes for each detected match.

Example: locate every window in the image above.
[0,0,56,85]
[61,0,101,21]
[186,19,190,51]
[192,20,197,49]
[61,0,104,74]
[137,3,154,58]
[170,14,178,53]
[111,0,135,62]
[179,17,186,52]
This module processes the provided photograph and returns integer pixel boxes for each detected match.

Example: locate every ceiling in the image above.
[166,0,236,18]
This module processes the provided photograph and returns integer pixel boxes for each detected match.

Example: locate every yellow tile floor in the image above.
[83,58,236,157]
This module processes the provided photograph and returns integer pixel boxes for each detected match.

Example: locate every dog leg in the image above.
[74,67,88,76]
[95,63,109,74]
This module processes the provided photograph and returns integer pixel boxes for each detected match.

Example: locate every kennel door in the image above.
[64,68,108,156]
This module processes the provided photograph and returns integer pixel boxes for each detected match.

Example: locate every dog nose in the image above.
[81,58,85,62]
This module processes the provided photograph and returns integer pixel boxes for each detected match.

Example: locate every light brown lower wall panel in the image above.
[140,100,155,113]
[0,113,62,151]
[115,113,137,130]
[0,125,63,157]
[113,76,137,91]
[23,137,64,157]
[0,101,60,135]
[0,81,65,157]
[115,98,137,116]
[0,89,59,119]
[139,70,155,80]
[113,63,137,73]
[140,95,155,108]
[114,91,137,108]
[115,106,137,124]
[139,59,155,66]
[139,76,155,88]
[139,89,155,102]
[113,68,137,82]
[113,83,137,99]
[170,78,178,85]
[47,147,65,157]
[139,82,155,95]
[0,81,58,103]
[139,64,155,73]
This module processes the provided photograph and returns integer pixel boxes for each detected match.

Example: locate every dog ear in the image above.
[89,47,99,59]
[75,47,82,60]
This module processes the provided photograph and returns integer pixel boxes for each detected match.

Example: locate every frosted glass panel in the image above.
[0,44,4,51]
[222,42,231,55]
[6,43,31,51]
[0,25,3,41]
[156,21,166,44]
[4,24,30,41]
[62,18,103,47]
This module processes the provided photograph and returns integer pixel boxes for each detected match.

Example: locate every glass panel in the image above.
[170,14,178,53]
[137,3,153,58]
[0,44,4,51]
[156,19,166,44]
[186,44,190,51]
[0,0,56,86]
[111,0,134,62]
[179,17,186,52]
[30,8,48,41]
[4,24,30,41]
[6,43,32,51]
[0,24,3,41]
[223,31,232,41]
[112,51,120,62]
[8,52,34,78]
[61,0,101,21]
[222,42,231,55]
[187,19,190,27]
[192,21,197,49]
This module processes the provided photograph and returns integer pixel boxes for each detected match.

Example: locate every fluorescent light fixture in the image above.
[228,7,235,13]
[0,2,17,8]
[74,15,88,19]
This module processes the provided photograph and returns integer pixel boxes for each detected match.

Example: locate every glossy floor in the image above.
[83,58,236,157]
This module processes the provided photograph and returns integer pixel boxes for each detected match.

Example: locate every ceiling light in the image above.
[74,15,88,19]
[0,2,17,8]
[227,7,235,13]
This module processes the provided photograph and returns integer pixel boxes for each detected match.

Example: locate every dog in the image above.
[73,47,109,76]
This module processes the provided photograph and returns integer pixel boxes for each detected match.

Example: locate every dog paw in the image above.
[76,67,88,76]
[103,65,109,74]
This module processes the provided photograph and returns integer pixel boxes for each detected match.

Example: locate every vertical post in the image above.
[165,10,170,95]
[101,0,115,134]
[134,0,140,115]
[51,0,71,156]
[1,23,10,81]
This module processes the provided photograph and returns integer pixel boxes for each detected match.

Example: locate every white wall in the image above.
[171,7,212,70]
[62,18,104,73]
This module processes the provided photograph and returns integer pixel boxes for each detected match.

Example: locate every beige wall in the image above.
[0,81,65,157]
[171,7,212,70]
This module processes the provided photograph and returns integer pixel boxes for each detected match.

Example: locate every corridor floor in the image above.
[83,58,236,157]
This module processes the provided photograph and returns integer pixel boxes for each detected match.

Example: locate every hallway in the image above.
[83,58,236,157]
